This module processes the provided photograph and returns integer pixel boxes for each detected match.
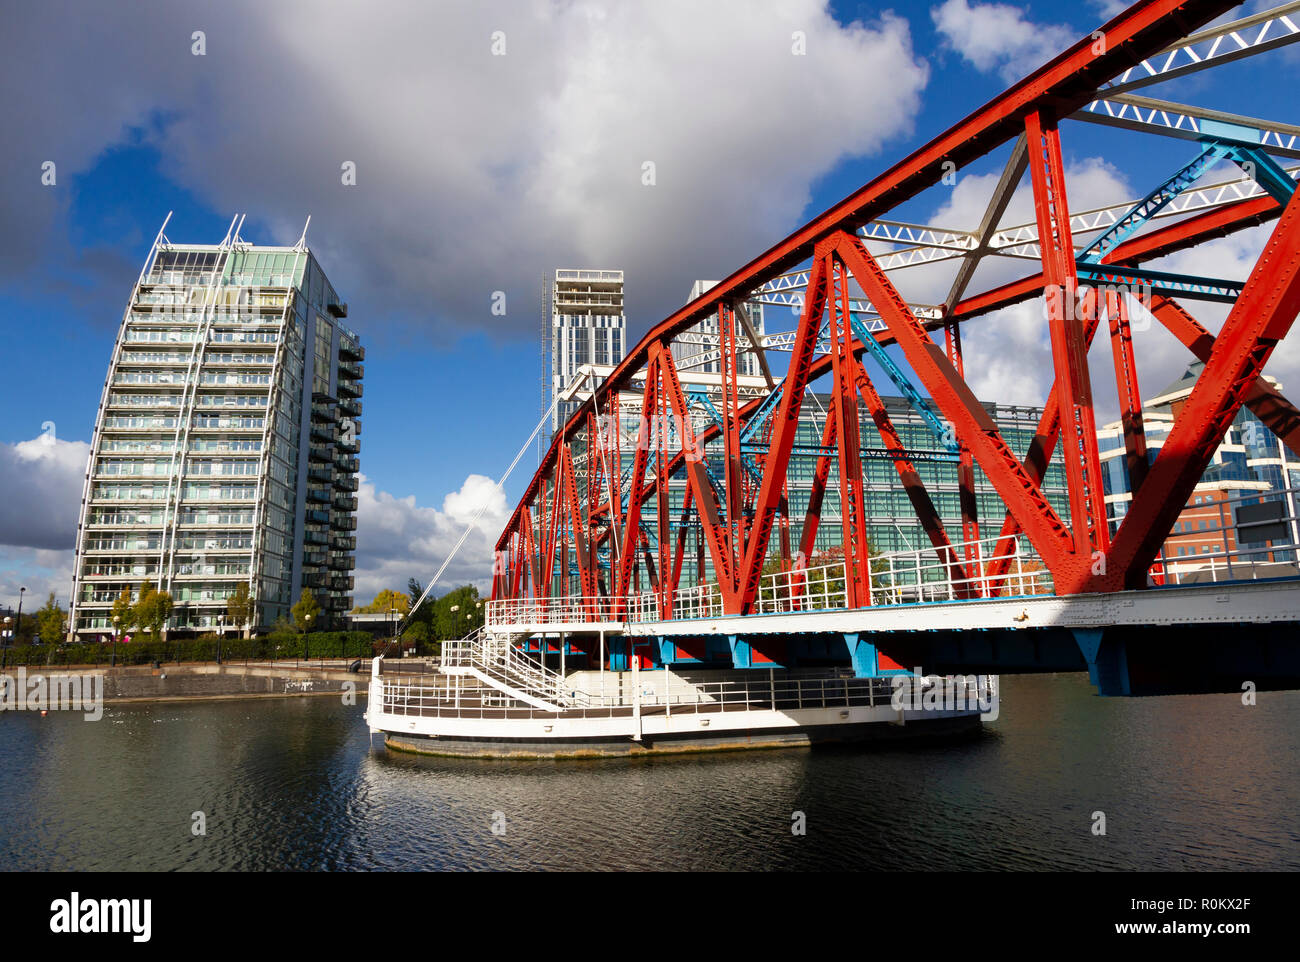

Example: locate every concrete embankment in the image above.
[4,663,370,702]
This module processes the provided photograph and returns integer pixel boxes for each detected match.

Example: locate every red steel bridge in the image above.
[486,0,1300,696]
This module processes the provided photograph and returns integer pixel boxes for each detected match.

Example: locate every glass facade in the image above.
[542,393,1068,593]
[68,238,363,636]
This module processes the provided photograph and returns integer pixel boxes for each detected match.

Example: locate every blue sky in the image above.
[2,0,1296,608]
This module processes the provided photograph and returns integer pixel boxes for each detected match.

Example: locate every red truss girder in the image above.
[499,0,1238,553]
[492,0,1300,613]
[1105,191,1300,587]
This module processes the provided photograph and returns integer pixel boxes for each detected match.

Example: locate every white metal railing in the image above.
[483,491,1299,628]
[1150,484,1300,586]
[872,535,1053,604]
[485,596,623,627]
[440,627,590,708]
[372,669,997,720]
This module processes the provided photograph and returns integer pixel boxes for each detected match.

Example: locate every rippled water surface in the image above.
[2,673,1297,870]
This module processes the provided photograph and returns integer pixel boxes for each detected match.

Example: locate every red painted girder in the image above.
[944,318,981,560]
[835,230,1079,581]
[1106,191,1300,587]
[952,194,1282,324]
[798,403,838,564]
[561,445,596,599]
[983,289,1103,588]
[1026,110,1108,556]
[829,255,872,606]
[852,354,968,589]
[735,247,834,614]
[496,0,1236,553]
[1151,295,1300,459]
[1105,289,1150,496]
[655,342,738,603]
[615,360,658,608]
[501,189,1280,559]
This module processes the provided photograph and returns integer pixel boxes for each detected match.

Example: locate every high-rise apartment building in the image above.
[670,280,767,379]
[549,269,625,432]
[68,222,363,638]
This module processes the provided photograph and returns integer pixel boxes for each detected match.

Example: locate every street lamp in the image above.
[216,613,224,665]
[112,615,120,668]
[2,614,11,671]
[16,586,26,648]
[304,612,313,663]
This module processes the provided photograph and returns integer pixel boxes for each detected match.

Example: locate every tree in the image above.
[35,593,66,646]
[109,586,136,638]
[225,582,253,637]
[134,581,174,638]
[431,585,484,640]
[292,588,320,633]
[352,589,410,616]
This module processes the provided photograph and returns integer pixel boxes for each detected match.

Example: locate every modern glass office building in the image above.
[1100,361,1300,559]
[559,390,1068,592]
[68,225,363,638]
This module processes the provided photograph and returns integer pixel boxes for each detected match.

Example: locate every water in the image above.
[1,673,1297,871]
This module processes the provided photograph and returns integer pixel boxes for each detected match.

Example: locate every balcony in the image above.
[302,571,328,588]
[339,340,363,361]
[338,397,361,418]
[306,509,331,524]
[329,554,356,571]
[310,423,335,444]
[333,495,358,512]
[308,467,333,484]
[310,402,337,423]
[309,444,332,462]
[339,359,363,380]
[333,475,358,492]
[304,528,330,545]
[335,516,357,531]
[331,534,356,552]
[337,377,363,398]
[307,488,332,504]
[334,456,359,474]
[331,576,354,592]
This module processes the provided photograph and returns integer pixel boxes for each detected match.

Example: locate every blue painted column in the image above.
[608,637,630,672]
[727,635,752,669]
[1072,627,1131,696]
[844,632,879,678]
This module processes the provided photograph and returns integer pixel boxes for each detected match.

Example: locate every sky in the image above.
[2,0,1297,611]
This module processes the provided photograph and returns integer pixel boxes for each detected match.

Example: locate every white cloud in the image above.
[0,433,91,551]
[0,548,75,613]
[1,0,931,339]
[932,0,1077,83]
[353,472,509,604]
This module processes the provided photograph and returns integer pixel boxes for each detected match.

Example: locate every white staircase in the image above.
[441,626,590,712]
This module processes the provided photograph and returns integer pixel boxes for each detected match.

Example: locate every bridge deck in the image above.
[486,579,1300,638]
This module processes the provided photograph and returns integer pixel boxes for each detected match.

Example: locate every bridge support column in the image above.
[844,633,878,678]
[727,634,751,669]
[609,637,630,672]
[726,635,786,669]
[1072,628,1131,697]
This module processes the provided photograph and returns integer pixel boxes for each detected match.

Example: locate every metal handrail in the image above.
[372,670,996,721]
